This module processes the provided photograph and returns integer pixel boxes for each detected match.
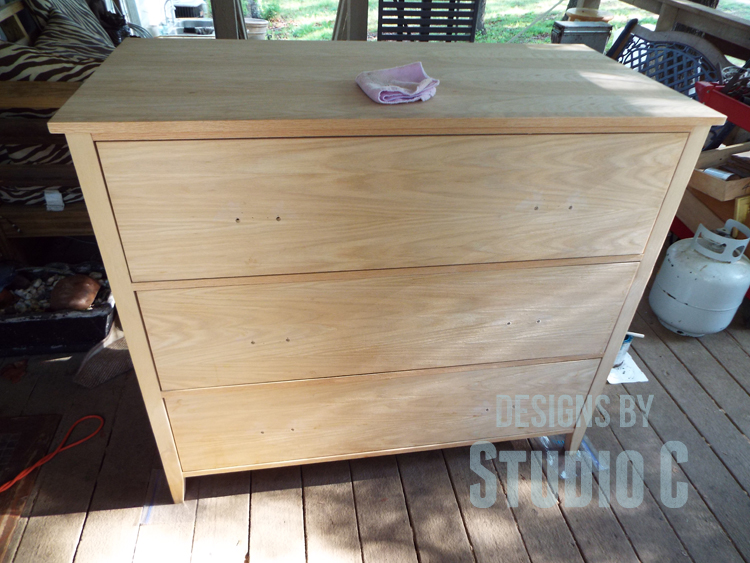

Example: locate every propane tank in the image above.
[649,219,750,337]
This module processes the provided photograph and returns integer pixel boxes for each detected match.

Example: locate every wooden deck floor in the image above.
[3,295,750,563]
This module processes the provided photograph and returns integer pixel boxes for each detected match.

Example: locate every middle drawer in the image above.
[139,262,637,390]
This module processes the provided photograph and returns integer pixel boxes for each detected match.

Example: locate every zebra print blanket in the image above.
[0,5,108,205]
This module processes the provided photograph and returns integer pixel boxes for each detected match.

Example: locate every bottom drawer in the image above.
[165,358,599,473]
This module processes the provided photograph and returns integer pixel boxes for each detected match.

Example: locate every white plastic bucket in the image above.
[245,18,268,39]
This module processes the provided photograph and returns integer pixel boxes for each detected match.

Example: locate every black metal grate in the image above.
[617,37,721,99]
[377,0,480,42]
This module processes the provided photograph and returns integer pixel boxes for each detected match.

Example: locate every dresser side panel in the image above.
[567,125,713,451]
[65,133,185,503]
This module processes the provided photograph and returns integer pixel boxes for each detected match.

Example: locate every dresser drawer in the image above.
[99,133,684,282]
[165,358,599,473]
[139,262,636,390]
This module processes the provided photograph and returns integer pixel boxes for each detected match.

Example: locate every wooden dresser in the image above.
[50,39,723,503]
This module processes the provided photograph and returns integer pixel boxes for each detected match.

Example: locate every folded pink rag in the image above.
[356,62,439,105]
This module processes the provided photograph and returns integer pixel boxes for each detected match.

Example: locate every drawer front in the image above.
[165,358,599,473]
[99,134,684,282]
[139,262,637,390]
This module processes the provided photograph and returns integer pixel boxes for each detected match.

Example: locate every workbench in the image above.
[50,39,723,503]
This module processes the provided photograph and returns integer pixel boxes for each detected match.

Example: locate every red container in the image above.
[696,81,750,132]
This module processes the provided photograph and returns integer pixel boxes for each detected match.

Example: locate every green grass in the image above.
[250,0,749,44]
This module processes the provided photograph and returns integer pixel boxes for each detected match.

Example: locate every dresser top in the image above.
[49,39,724,139]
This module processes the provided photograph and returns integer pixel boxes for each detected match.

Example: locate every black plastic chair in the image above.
[606,20,729,99]
[377,0,480,42]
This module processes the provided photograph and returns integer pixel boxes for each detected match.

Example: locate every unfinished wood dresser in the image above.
[50,39,724,503]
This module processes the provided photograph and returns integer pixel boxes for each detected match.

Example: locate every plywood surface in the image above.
[164,359,598,472]
[140,262,634,389]
[49,40,724,139]
[100,134,683,282]
[65,133,185,503]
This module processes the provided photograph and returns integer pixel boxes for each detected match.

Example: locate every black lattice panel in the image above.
[378,0,479,42]
[618,39,721,99]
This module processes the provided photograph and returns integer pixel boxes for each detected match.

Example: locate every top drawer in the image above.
[98,133,685,282]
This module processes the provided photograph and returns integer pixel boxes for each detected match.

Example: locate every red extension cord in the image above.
[0,415,104,493]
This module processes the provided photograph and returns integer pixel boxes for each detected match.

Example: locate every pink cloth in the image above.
[356,62,439,105]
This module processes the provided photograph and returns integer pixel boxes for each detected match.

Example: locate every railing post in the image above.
[333,0,368,40]
[655,3,679,30]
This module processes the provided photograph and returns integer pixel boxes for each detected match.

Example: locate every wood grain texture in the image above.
[493,442,584,563]
[639,302,750,437]
[12,371,124,563]
[0,81,79,111]
[131,475,198,563]
[700,330,750,396]
[164,359,597,473]
[632,313,750,496]
[552,455,640,563]
[99,134,683,282]
[349,456,418,563]
[442,446,530,563]
[73,375,156,563]
[129,255,642,292]
[249,466,306,563]
[0,202,92,239]
[587,388,700,563]
[65,133,185,503]
[675,187,724,233]
[689,169,750,202]
[2,355,83,563]
[566,125,711,452]
[398,451,474,563]
[48,41,724,139]
[0,415,59,563]
[190,472,250,563]
[619,352,748,562]
[303,461,362,563]
[141,263,632,389]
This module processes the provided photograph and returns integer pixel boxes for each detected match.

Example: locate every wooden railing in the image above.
[334,0,750,55]
[581,0,750,59]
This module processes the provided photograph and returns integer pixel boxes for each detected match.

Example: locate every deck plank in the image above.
[249,466,305,563]
[632,312,750,495]
[621,349,749,561]
[700,330,750,396]
[0,355,69,563]
[443,446,530,563]
[132,472,198,563]
[349,456,418,563]
[74,374,156,563]
[303,461,362,563]
[6,298,750,563]
[585,397,693,563]
[0,355,44,416]
[639,304,750,436]
[397,450,474,563]
[550,448,640,563]
[191,472,251,563]
[726,315,750,358]
[493,441,583,563]
[13,363,125,563]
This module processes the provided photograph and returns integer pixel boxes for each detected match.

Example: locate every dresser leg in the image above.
[166,474,186,503]
[565,429,583,453]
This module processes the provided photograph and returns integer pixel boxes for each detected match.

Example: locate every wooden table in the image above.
[50,39,723,503]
